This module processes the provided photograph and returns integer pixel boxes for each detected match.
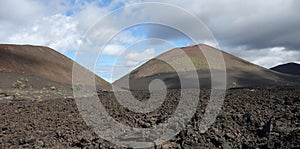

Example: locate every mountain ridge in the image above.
[271,62,300,76]
[0,44,111,90]
[114,44,300,90]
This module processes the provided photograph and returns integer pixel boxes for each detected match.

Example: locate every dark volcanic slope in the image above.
[271,62,300,76]
[114,44,300,90]
[0,44,110,89]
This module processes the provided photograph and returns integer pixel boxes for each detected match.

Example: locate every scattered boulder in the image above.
[258,116,275,137]
[50,86,56,90]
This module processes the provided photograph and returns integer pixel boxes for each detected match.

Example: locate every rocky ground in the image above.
[0,86,299,148]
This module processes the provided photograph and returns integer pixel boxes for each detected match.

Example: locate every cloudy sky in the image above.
[1,0,300,82]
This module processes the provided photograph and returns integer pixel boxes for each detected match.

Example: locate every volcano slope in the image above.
[1,44,299,148]
[0,44,111,90]
[0,44,111,101]
[271,62,300,76]
[114,44,300,90]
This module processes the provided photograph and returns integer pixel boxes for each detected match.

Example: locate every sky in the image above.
[1,0,300,82]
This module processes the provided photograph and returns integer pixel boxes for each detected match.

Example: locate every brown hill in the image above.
[114,44,300,90]
[271,62,300,76]
[0,44,111,90]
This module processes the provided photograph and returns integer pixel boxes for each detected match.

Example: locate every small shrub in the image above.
[232,82,237,88]
[74,83,84,90]
[12,80,26,89]
[0,89,7,95]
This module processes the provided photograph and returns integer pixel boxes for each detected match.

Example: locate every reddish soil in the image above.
[114,44,300,90]
[0,44,111,90]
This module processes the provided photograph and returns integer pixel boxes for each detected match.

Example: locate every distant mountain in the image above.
[271,63,300,76]
[0,44,111,90]
[114,44,300,90]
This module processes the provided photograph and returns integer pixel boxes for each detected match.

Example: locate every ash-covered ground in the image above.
[0,86,299,148]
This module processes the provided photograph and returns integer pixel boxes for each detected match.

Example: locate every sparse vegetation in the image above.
[232,82,237,88]
[73,83,84,90]
[0,89,7,95]
[19,77,29,82]
[46,84,52,88]
[169,56,207,70]
[12,80,26,89]
[36,96,42,101]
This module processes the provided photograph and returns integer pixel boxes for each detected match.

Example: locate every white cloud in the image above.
[6,14,81,52]
[135,0,300,51]
[1,0,299,80]
[74,3,109,31]
[0,0,139,53]
[227,46,300,68]
[203,40,219,48]
[0,0,45,23]
[102,44,126,56]
[125,48,155,66]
